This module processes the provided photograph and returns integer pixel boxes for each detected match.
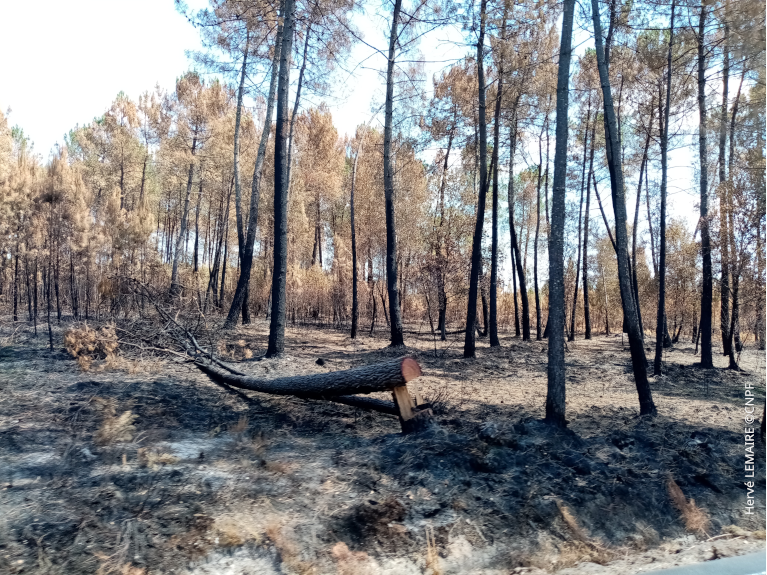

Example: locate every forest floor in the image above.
[0,318,765,575]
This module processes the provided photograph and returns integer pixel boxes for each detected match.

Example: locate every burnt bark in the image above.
[591,0,656,415]
[224,14,283,329]
[266,0,296,357]
[383,0,405,347]
[464,0,490,357]
[545,0,575,428]
[655,1,675,376]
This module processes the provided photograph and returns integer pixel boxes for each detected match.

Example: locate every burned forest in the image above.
[0,0,765,573]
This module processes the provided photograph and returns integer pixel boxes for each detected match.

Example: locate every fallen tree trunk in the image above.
[323,395,399,415]
[195,356,421,397]
[194,356,432,433]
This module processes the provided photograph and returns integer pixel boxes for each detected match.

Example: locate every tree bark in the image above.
[508,125,531,341]
[266,0,295,357]
[464,0,490,358]
[286,23,312,195]
[437,127,454,341]
[583,121,596,340]
[383,0,405,347]
[718,13,731,357]
[570,107,590,342]
[350,136,363,339]
[225,15,283,329]
[545,0,575,428]
[697,4,714,368]
[232,30,250,293]
[633,101,653,338]
[196,356,421,399]
[655,0,675,376]
[512,244,520,337]
[591,0,656,415]
[535,122,545,341]
[489,3,507,348]
[170,137,197,296]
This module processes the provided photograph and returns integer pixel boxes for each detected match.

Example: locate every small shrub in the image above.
[64,323,119,371]
[95,410,138,445]
[667,475,711,535]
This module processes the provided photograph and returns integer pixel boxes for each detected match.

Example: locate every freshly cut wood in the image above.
[195,356,422,398]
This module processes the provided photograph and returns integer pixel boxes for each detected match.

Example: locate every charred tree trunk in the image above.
[512,244,520,337]
[655,1,675,376]
[591,0,656,415]
[583,122,596,340]
[350,136,363,339]
[171,138,198,297]
[382,0,405,348]
[489,5,507,348]
[718,15,732,357]
[224,16,283,329]
[535,123,545,341]
[508,125,531,341]
[266,0,296,357]
[633,107,653,338]
[464,0,490,358]
[545,0,575,428]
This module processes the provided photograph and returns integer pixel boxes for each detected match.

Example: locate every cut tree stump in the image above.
[194,356,432,433]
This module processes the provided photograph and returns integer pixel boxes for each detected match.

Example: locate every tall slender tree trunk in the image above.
[697,4,714,368]
[727,69,746,362]
[570,174,584,342]
[591,0,656,415]
[266,0,295,357]
[225,14,284,329]
[718,14,732,357]
[170,136,198,296]
[569,107,590,342]
[655,0,675,376]
[508,125,531,340]
[583,121,596,340]
[193,178,203,273]
[601,261,610,335]
[350,136,363,339]
[512,244,520,336]
[535,123,545,341]
[230,29,251,325]
[463,0,490,356]
[489,8,507,348]
[383,0,405,348]
[633,101,653,337]
[545,0,575,428]
[13,248,18,322]
[286,23,312,195]
[756,224,765,350]
[437,127,454,341]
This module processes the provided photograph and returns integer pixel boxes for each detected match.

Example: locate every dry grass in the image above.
[64,323,119,371]
[264,460,292,474]
[667,476,712,536]
[265,523,316,574]
[136,448,179,468]
[212,513,263,547]
[330,542,376,575]
[425,523,442,575]
[228,415,249,434]
[554,500,613,566]
[92,397,138,445]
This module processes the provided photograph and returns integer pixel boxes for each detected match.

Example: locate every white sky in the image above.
[0,0,698,285]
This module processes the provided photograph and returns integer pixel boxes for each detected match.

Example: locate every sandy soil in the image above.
[0,319,764,574]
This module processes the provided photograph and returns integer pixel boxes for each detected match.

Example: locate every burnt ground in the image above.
[0,319,765,575]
